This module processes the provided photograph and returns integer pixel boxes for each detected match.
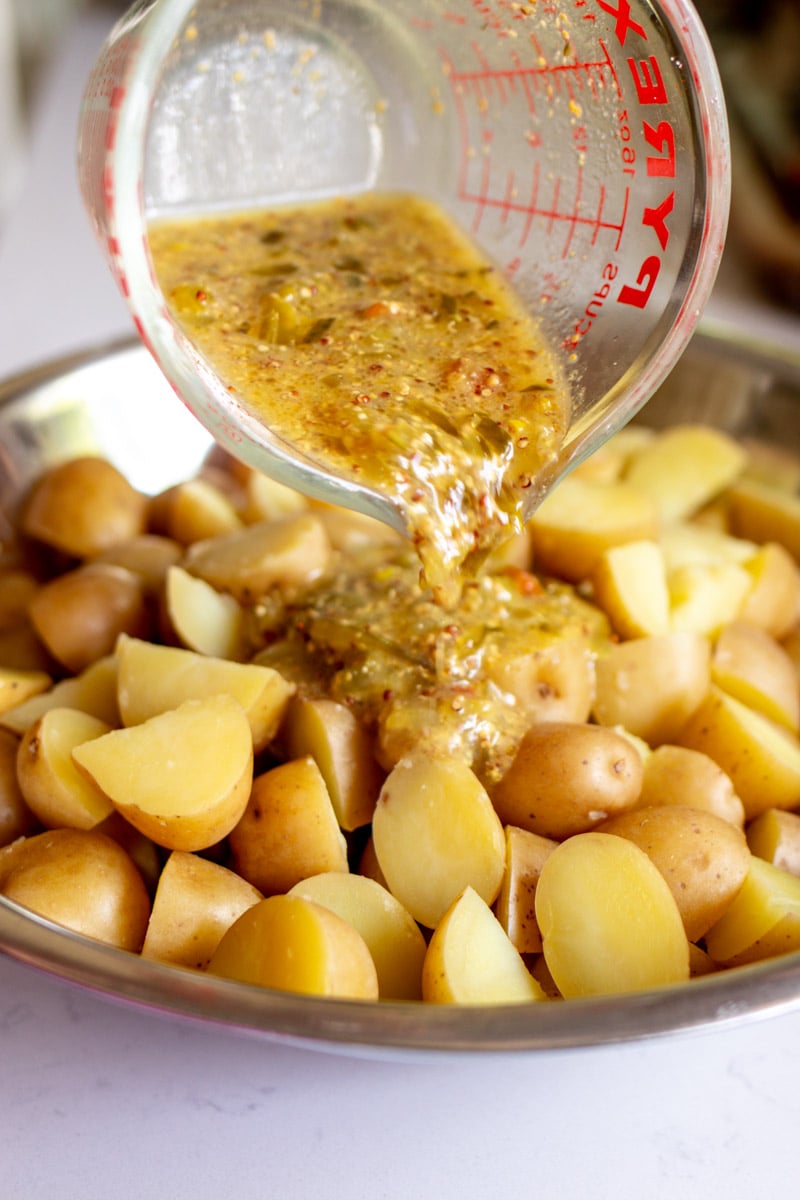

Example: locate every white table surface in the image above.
[2,12,800,1199]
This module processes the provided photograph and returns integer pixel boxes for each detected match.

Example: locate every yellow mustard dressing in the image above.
[149,192,569,604]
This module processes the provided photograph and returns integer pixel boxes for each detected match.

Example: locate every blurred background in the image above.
[1,0,800,313]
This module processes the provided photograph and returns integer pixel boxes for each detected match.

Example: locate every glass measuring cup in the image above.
[77,0,730,536]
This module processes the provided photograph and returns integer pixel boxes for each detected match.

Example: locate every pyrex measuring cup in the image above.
[78,0,729,532]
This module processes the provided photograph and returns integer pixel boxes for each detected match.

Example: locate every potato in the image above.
[0,655,119,735]
[711,621,800,732]
[0,666,51,717]
[746,809,800,878]
[0,568,38,633]
[0,828,150,951]
[422,886,545,1005]
[535,831,689,997]
[149,478,242,545]
[116,635,293,753]
[164,565,244,660]
[704,856,800,966]
[491,722,643,841]
[371,750,505,928]
[21,456,147,557]
[591,540,670,639]
[289,872,427,1000]
[740,437,800,493]
[571,425,655,484]
[93,534,182,593]
[228,756,348,895]
[28,563,150,673]
[311,503,403,554]
[659,523,755,571]
[592,632,710,744]
[242,471,308,523]
[16,708,114,830]
[72,693,254,851]
[623,424,746,522]
[484,637,595,726]
[528,475,658,583]
[0,622,53,673]
[141,851,261,968]
[727,478,800,561]
[598,806,751,941]
[184,513,332,602]
[207,894,379,999]
[283,695,384,831]
[0,728,38,846]
[739,543,800,639]
[636,744,745,828]
[494,825,557,954]
[95,810,163,895]
[667,562,753,637]
[678,687,800,819]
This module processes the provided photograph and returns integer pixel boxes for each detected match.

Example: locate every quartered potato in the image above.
[72,693,254,851]
[16,707,114,830]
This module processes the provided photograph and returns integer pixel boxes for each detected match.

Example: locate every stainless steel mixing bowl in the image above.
[1,327,799,1054]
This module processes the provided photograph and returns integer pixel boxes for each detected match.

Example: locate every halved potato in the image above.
[116,636,293,752]
[184,513,332,601]
[164,565,244,660]
[592,632,710,744]
[0,667,51,717]
[623,424,746,523]
[704,856,800,966]
[283,695,384,831]
[372,750,505,929]
[529,475,658,583]
[422,886,545,1005]
[141,850,262,968]
[0,655,119,735]
[711,620,800,731]
[727,479,800,560]
[591,539,670,639]
[678,687,800,819]
[289,872,427,1001]
[16,707,114,830]
[207,894,379,999]
[72,693,254,851]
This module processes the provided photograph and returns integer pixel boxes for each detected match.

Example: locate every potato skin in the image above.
[491,722,643,840]
[599,805,751,942]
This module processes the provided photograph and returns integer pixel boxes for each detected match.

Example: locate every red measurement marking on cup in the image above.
[444,39,628,257]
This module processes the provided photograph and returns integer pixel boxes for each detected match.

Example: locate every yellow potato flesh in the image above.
[740,543,800,639]
[165,565,244,660]
[704,856,800,965]
[0,667,52,717]
[746,809,800,878]
[535,832,689,997]
[184,512,332,601]
[667,561,752,638]
[72,693,254,851]
[727,479,800,561]
[711,621,800,732]
[0,655,119,736]
[422,886,545,1005]
[228,756,348,895]
[591,539,670,639]
[141,851,262,969]
[289,872,427,1001]
[16,707,114,830]
[678,687,800,819]
[623,424,746,523]
[284,695,384,831]
[372,751,505,929]
[207,894,379,999]
[598,805,751,942]
[529,476,658,583]
[117,636,293,752]
[494,826,558,954]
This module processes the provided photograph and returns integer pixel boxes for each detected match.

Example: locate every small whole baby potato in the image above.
[491,722,644,841]
[21,455,147,557]
[0,828,150,951]
[599,805,751,942]
[636,744,745,829]
[28,563,151,673]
